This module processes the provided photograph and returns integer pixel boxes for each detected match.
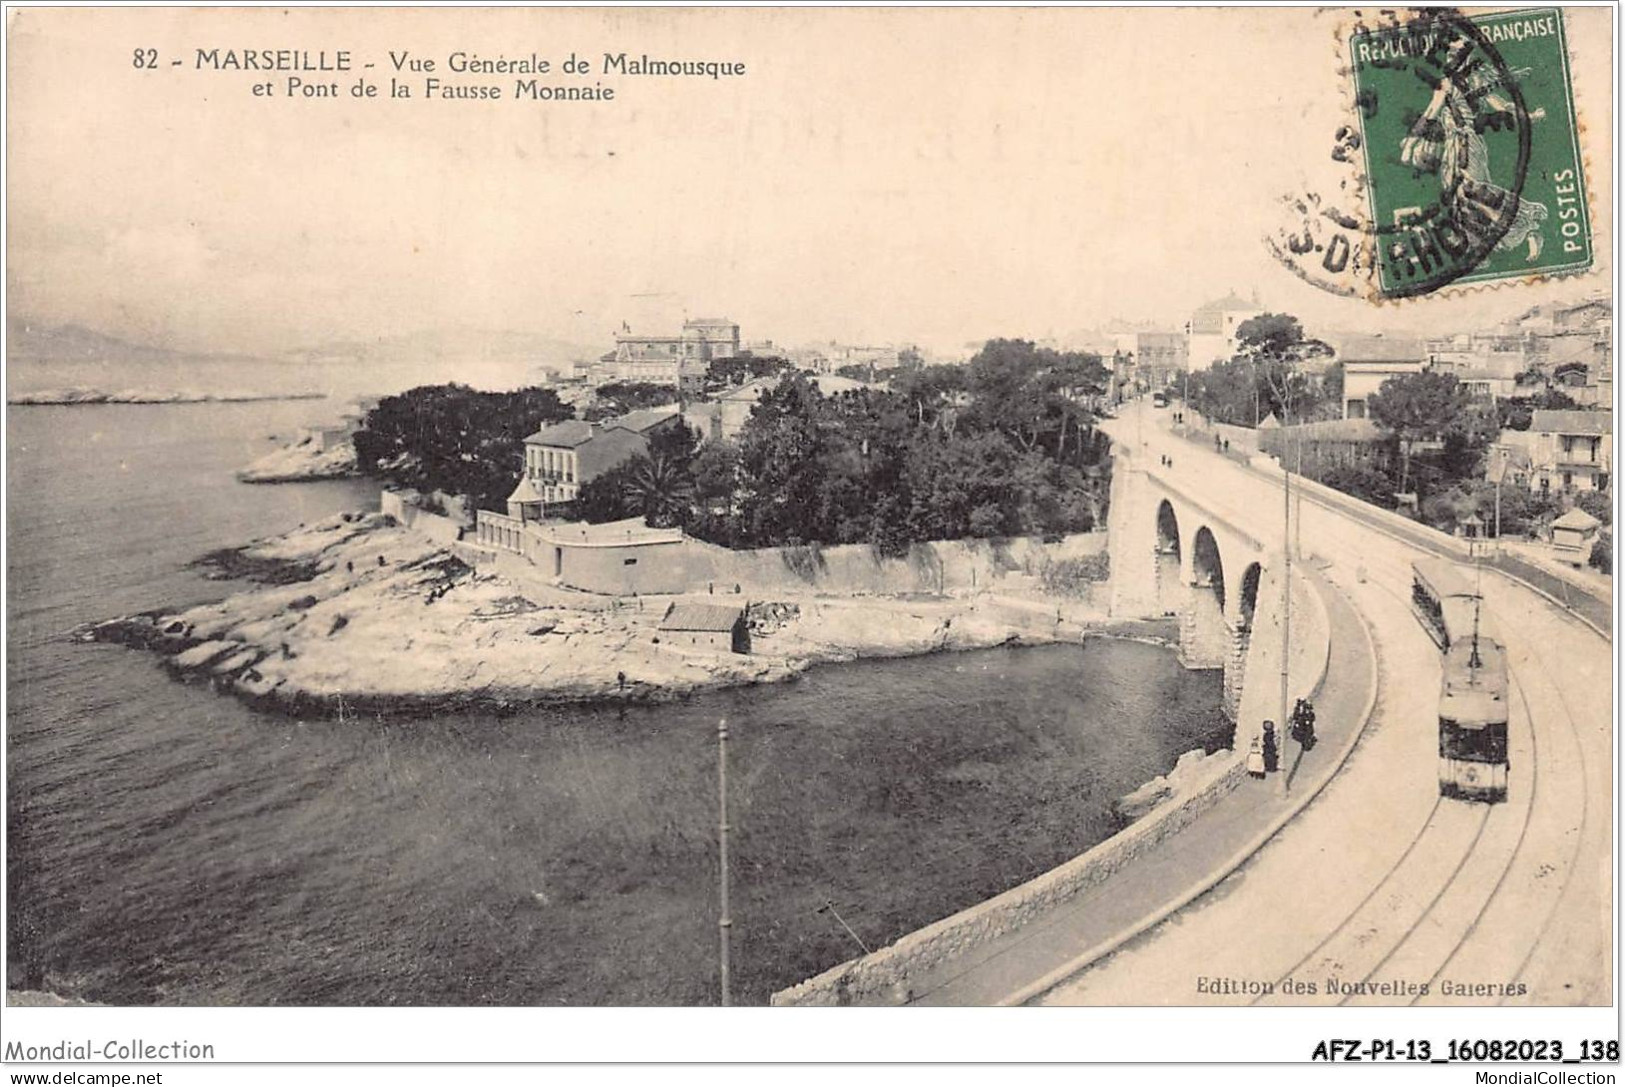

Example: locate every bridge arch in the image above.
[1154,499,1184,616]
[1238,561,1263,633]
[1179,523,1232,674]
[1191,526,1225,612]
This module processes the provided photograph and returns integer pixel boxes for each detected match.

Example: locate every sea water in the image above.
[6,396,1225,1006]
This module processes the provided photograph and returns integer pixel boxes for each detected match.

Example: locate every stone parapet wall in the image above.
[770,750,1246,1006]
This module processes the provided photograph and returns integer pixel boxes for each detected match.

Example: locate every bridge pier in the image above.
[1223,625,1249,722]
[1178,585,1230,671]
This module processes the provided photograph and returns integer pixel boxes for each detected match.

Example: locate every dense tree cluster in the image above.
[1184,315,1339,427]
[1495,388,1581,431]
[1296,366,1609,542]
[352,384,572,512]
[582,340,1113,553]
[582,381,682,421]
[704,352,791,390]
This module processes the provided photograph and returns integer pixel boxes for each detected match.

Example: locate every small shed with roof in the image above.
[1550,507,1602,564]
[659,602,750,654]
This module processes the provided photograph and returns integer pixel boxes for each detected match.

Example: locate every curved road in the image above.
[1038,402,1610,1006]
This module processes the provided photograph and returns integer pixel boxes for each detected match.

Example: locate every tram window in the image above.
[1440,720,1508,761]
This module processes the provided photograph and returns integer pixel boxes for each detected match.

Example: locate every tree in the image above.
[1589,529,1612,575]
[734,373,831,546]
[1574,489,1612,526]
[1185,358,1261,427]
[1366,371,1470,495]
[1437,399,1501,480]
[621,452,695,528]
[963,339,1106,458]
[352,384,572,512]
[576,462,635,523]
[706,353,788,389]
[1319,461,1401,509]
[584,381,680,421]
[1233,313,1335,425]
[1496,389,1580,431]
[892,364,969,432]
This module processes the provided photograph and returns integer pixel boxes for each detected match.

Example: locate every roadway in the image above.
[1032,400,1611,1006]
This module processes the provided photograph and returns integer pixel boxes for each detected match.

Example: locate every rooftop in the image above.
[1275,417,1385,442]
[523,406,681,446]
[659,602,745,632]
[1338,335,1427,363]
[1189,293,1260,334]
[1530,409,1612,435]
[524,419,597,447]
[1552,507,1602,531]
[507,477,546,505]
[607,406,681,434]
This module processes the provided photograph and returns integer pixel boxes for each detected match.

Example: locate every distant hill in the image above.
[279,327,602,392]
[6,317,247,365]
[286,328,599,372]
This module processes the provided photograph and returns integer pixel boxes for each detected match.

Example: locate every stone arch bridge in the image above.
[1107,456,1302,728]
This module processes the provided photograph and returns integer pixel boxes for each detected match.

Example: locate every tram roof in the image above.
[1412,557,1479,601]
[1443,636,1508,705]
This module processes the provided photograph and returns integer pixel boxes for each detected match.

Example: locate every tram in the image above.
[1410,559,1510,803]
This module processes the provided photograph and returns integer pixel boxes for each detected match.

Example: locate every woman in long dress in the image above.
[1398,63,1548,261]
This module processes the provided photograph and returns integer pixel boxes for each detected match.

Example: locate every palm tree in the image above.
[622,452,695,528]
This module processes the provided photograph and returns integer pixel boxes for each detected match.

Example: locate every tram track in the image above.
[1500,626,1593,1001]
[1413,582,1594,1005]
[1055,410,1607,1005]
[1259,527,1539,1005]
[1310,535,1592,1006]
[1406,663,1546,1005]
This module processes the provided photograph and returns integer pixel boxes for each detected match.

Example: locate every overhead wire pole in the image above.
[717,717,732,1006]
[1265,357,1295,798]
[1278,413,1293,797]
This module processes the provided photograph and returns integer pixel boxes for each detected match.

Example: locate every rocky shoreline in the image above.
[76,512,1124,718]
[235,436,359,483]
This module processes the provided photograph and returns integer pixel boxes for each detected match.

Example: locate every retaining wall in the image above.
[456,515,1107,600]
[771,750,1246,1006]
[770,558,1334,1007]
[380,490,466,547]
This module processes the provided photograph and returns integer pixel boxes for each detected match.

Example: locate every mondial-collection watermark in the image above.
[4,1040,215,1061]
[1473,1076,1616,1085]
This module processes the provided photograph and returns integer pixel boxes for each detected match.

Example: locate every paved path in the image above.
[907,523,1376,1005]
[1028,401,1610,1006]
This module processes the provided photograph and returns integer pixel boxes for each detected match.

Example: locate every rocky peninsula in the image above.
[9,387,324,405]
[78,512,1133,716]
[236,435,359,483]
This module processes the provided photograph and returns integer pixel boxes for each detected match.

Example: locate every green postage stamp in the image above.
[1347,6,1592,299]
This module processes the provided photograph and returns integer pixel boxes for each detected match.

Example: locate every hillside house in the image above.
[1525,409,1613,494]
[1338,336,1428,419]
[509,406,684,517]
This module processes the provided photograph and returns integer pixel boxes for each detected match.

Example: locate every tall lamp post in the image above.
[717,718,732,1006]
[1277,410,1293,798]
[1264,357,1297,798]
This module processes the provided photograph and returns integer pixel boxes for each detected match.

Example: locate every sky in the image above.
[6,6,1614,359]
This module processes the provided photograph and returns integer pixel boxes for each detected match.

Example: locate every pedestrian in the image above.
[617,671,627,691]
[1215,434,1222,452]
[1297,699,1317,751]
[1223,438,1230,453]
[1246,735,1266,779]
[1262,721,1279,773]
